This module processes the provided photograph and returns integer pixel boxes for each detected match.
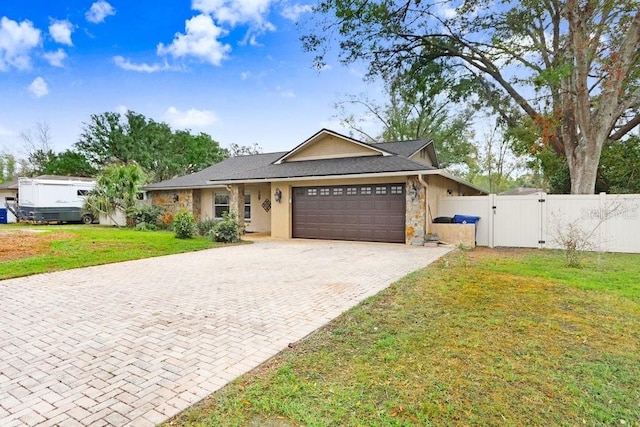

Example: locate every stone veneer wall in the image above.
[150,189,196,221]
[192,189,202,222]
[228,184,245,225]
[405,177,426,245]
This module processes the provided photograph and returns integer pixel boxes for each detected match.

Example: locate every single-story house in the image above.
[0,179,18,223]
[145,129,485,245]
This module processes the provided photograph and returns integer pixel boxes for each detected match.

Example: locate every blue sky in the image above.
[0,0,379,155]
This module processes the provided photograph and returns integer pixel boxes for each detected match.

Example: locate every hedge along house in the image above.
[145,129,484,245]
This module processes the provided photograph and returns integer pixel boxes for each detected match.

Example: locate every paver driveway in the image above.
[0,239,451,426]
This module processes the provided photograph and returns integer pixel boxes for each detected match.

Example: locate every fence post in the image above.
[488,193,495,248]
[539,192,547,249]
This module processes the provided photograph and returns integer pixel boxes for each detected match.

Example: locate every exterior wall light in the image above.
[172,193,179,203]
[408,183,418,200]
[274,188,282,203]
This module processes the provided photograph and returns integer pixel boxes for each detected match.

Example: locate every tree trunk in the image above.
[567,148,600,194]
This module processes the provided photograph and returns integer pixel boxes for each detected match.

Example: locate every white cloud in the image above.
[49,19,74,45]
[0,17,41,71]
[28,77,49,98]
[86,1,116,24]
[193,0,275,31]
[114,105,128,115]
[43,48,67,67]
[113,56,170,73]
[157,14,231,66]
[436,4,458,19]
[164,106,219,128]
[240,71,251,79]
[281,4,312,21]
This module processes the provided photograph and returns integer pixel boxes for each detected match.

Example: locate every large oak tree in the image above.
[76,110,228,182]
[304,0,640,194]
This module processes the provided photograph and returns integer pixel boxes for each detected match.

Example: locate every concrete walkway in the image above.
[0,239,450,426]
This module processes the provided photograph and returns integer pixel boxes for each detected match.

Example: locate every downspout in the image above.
[417,174,429,236]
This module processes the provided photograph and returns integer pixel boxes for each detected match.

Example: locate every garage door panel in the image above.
[292,184,405,243]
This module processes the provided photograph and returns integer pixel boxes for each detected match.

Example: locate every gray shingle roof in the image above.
[145,152,286,189]
[0,180,18,190]
[373,139,431,158]
[145,140,438,190]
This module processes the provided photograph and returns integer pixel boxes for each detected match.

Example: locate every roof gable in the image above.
[275,129,391,164]
[375,139,439,168]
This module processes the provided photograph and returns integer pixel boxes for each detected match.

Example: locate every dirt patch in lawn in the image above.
[0,231,76,261]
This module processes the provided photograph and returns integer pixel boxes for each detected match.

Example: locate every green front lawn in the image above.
[166,248,640,426]
[0,225,225,280]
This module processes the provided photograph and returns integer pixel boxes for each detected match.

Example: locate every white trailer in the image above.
[13,177,97,224]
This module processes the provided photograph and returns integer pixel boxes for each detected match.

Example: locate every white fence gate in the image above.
[437,193,640,253]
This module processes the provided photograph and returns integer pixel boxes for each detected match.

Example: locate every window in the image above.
[77,189,89,196]
[244,193,251,221]
[214,193,230,219]
[333,188,343,195]
[391,185,403,195]
[346,187,357,195]
[320,188,330,196]
[375,186,387,195]
[214,192,251,220]
[361,187,372,195]
[307,188,317,196]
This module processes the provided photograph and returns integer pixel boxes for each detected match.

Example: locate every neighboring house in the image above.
[145,129,485,245]
[0,180,18,223]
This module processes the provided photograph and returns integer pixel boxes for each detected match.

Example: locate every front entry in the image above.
[292,184,405,243]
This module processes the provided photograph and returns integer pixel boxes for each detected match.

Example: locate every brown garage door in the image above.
[292,184,405,243]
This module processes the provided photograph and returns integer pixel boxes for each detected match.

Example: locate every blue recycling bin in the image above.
[453,214,480,225]
[0,208,7,224]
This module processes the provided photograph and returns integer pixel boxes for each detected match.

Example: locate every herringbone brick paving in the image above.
[0,239,450,426]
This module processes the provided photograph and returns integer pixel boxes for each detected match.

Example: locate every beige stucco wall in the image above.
[424,174,482,232]
[245,183,271,233]
[408,148,434,167]
[431,223,476,247]
[270,176,407,239]
[197,184,271,233]
[286,135,380,162]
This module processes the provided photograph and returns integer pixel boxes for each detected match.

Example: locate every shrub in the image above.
[158,212,174,230]
[173,210,197,239]
[134,222,157,231]
[197,218,218,236]
[128,205,163,227]
[211,211,241,243]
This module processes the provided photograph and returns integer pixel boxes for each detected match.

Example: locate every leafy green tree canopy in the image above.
[38,150,96,177]
[304,0,640,194]
[334,67,474,170]
[76,111,228,182]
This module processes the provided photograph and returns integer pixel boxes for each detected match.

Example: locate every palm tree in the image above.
[85,164,146,226]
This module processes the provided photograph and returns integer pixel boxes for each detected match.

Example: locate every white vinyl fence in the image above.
[437,193,640,253]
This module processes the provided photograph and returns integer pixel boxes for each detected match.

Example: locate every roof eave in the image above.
[423,169,488,194]
[205,169,437,185]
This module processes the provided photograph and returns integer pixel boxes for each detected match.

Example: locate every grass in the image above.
[164,247,640,426]
[0,224,227,280]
